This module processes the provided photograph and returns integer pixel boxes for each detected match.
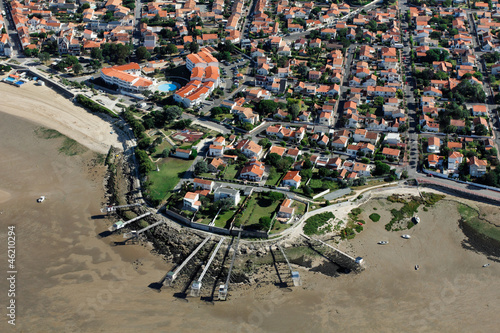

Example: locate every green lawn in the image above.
[147,157,193,202]
[152,139,172,159]
[293,202,307,215]
[265,171,283,186]
[213,209,236,228]
[198,208,235,228]
[270,220,292,234]
[223,164,240,180]
[238,195,281,228]
[214,113,234,122]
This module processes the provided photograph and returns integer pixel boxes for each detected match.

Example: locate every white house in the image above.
[214,187,241,206]
[183,192,201,211]
[193,178,214,192]
[282,170,301,188]
[427,136,440,153]
[447,151,463,171]
[384,133,401,145]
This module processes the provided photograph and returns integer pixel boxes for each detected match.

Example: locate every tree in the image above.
[91,48,104,60]
[38,52,50,64]
[259,216,272,230]
[24,48,38,57]
[268,191,284,201]
[318,167,332,178]
[367,19,378,32]
[302,185,313,196]
[373,161,391,176]
[138,137,152,149]
[166,43,178,55]
[211,106,224,117]
[161,148,171,158]
[453,80,486,103]
[425,49,449,62]
[194,160,208,174]
[288,102,301,119]
[187,147,197,159]
[73,62,83,75]
[101,43,132,64]
[215,197,233,212]
[163,105,183,122]
[297,63,308,77]
[300,168,313,179]
[136,46,151,61]
[266,152,281,166]
[276,157,293,171]
[188,42,199,53]
[475,124,488,136]
[258,138,271,148]
[374,96,384,106]
[256,100,277,115]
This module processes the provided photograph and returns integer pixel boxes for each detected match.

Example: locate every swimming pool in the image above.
[158,82,180,92]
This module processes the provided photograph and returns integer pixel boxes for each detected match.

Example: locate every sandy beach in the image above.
[0,81,123,154]
[0,85,499,332]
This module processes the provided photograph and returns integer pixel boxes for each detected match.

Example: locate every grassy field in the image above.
[147,157,193,202]
[239,195,281,227]
[151,138,172,159]
[213,113,233,122]
[265,171,282,186]
[293,201,307,215]
[198,209,235,228]
[223,164,240,179]
[270,220,292,233]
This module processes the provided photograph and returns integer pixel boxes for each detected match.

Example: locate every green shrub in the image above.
[303,212,335,235]
[369,213,381,222]
[351,208,362,216]
[75,94,118,118]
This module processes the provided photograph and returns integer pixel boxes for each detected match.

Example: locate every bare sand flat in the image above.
[0,81,122,154]
[0,189,11,204]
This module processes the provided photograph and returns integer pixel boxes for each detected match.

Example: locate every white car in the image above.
[402,234,411,239]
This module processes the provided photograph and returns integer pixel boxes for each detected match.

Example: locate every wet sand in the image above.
[1,104,500,332]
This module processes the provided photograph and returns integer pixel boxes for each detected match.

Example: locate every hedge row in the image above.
[75,94,118,118]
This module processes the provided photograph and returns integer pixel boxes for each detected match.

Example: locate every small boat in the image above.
[483,264,490,268]
[37,196,45,203]
[413,216,420,224]
[378,241,389,245]
[415,265,420,270]
[402,234,411,239]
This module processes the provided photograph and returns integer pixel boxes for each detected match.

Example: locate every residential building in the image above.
[468,156,487,177]
[282,170,301,188]
[193,178,214,192]
[427,137,441,153]
[214,187,241,205]
[183,192,201,211]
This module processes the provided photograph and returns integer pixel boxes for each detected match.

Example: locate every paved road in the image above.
[132,0,142,47]
[1,0,21,57]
